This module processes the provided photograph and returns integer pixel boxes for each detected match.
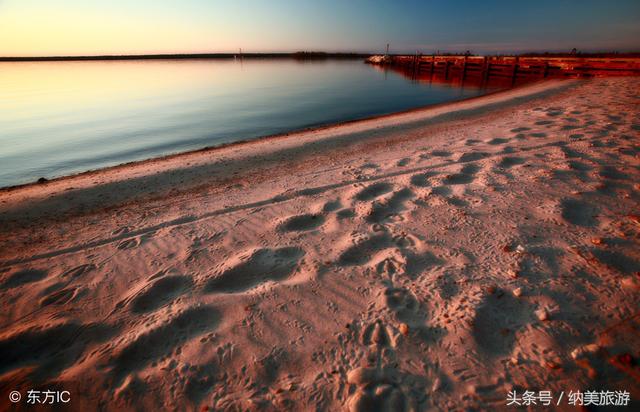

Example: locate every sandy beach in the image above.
[1,76,639,410]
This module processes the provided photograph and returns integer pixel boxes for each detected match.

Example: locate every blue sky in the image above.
[0,0,638,56]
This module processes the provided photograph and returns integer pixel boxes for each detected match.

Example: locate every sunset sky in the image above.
[1,0,639,56]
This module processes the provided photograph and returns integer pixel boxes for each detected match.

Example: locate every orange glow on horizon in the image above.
[0,11,232,57]
[1,1,638,57]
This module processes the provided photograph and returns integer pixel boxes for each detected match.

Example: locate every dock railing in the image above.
[367,55,640,85]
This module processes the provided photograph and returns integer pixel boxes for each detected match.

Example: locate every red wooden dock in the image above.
[368,55,640,86]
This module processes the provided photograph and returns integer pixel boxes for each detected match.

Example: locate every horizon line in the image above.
[0,52,370,62]
[1,50,640,62]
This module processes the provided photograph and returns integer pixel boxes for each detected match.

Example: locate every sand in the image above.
[1,77,639,411]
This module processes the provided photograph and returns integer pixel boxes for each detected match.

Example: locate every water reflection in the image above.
[0,59,503,187]
[371,63,535,91]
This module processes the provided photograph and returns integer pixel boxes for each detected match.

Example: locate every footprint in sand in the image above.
[458,151,489,163]
[382,287,423,325]
[546,108,564,117]
[410,172,437,187]
[112,305,220,383]
[497,156,525,169]
[130,275,193,313]
[338,234,392,266]
[430,186,452,196]
[355,182,394,202]
[561,146,587,159]
[558,161,593,183]
[599,165,628,180]
[360,162,380,171]
[404,250,444,280]
[367,188,414,224]
[589,249,640,274]
[361,321,394,348]
[117,237,140,250]
[346,320,410,412]
[376,256,405,279]
[347,365,409,412]
[40,287,79,307]
[568,160,592,172]
[0,321,116,381]
[61,263,96,280]
[472,291,534,357]
[434,274,459,300]
[322,199,342,212]
[205,247,305,293]
[444,164,481,185]
[0,268,47,290]
[560,198,599,227]
[278,213,325,232]
[430,150,452,158]
[112,226,132,236]
[337,208,357,219]
[488,137,510,145]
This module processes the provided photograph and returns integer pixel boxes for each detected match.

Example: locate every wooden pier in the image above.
[368,55,640,86]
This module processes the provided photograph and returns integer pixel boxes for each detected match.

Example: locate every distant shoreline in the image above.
[1,51,639,62]
[0,52,370,62]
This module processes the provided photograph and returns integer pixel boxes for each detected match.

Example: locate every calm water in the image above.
[0,59,500,187]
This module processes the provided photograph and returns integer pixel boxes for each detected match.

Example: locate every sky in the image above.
[0,0,639,56]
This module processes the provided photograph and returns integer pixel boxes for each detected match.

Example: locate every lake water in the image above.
[0,59,501,187]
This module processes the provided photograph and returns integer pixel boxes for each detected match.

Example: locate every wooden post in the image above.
[462,55,468,81]
[412,54,416,77]
[483,57,491,84]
